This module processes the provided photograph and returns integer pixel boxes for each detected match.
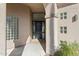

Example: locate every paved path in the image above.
[8,39,45,56]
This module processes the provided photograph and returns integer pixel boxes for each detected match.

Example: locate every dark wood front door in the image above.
[32,21,45,39]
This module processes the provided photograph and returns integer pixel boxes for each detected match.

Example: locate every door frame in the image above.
[32,12,45,40]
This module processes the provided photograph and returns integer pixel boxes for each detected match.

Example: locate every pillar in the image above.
[0,3,6,56]
[45,3,58,55]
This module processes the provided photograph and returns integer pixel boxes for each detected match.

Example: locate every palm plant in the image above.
[54,40,79,56]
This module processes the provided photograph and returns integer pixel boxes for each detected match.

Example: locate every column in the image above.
[0,3,6,56]
[45,3,58,55]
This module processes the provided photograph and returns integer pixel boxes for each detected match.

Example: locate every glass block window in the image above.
[6,16,18,40]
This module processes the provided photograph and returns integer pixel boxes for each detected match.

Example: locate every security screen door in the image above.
[32,21,45,39]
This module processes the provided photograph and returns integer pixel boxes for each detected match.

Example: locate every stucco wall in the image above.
[0,4,6,55]
[58,4,79,43]
[6,4,32,49]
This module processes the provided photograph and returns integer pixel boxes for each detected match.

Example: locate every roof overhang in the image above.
[24,3,76,13]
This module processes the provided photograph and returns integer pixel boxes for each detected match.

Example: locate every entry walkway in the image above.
[8,39,46,56]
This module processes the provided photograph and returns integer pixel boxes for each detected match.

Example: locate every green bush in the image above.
[54,40,79,56]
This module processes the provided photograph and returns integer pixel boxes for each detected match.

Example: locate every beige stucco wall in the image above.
[0,3,6,55]
[6,4,32,50]
[58,4,79,43]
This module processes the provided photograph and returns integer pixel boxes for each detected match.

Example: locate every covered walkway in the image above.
[7,39,46,56]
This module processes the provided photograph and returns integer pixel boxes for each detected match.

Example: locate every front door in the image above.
[32,21,45,39]
[35,22,42,39]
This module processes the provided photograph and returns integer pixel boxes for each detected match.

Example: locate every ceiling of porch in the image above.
[24,3,44,13]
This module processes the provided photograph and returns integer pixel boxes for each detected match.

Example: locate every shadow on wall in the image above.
[9,35,32,56]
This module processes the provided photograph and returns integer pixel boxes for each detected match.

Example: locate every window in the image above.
[64,12,67,19]
[60,27,63,33]
[72,15,78,22]
[60,13,63,19]
[60,26,67,34]
[64,27,67,33]
[6,16,18,40]
[60,12,67,19]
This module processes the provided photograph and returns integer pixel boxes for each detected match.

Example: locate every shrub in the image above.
[54,40,79,56]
